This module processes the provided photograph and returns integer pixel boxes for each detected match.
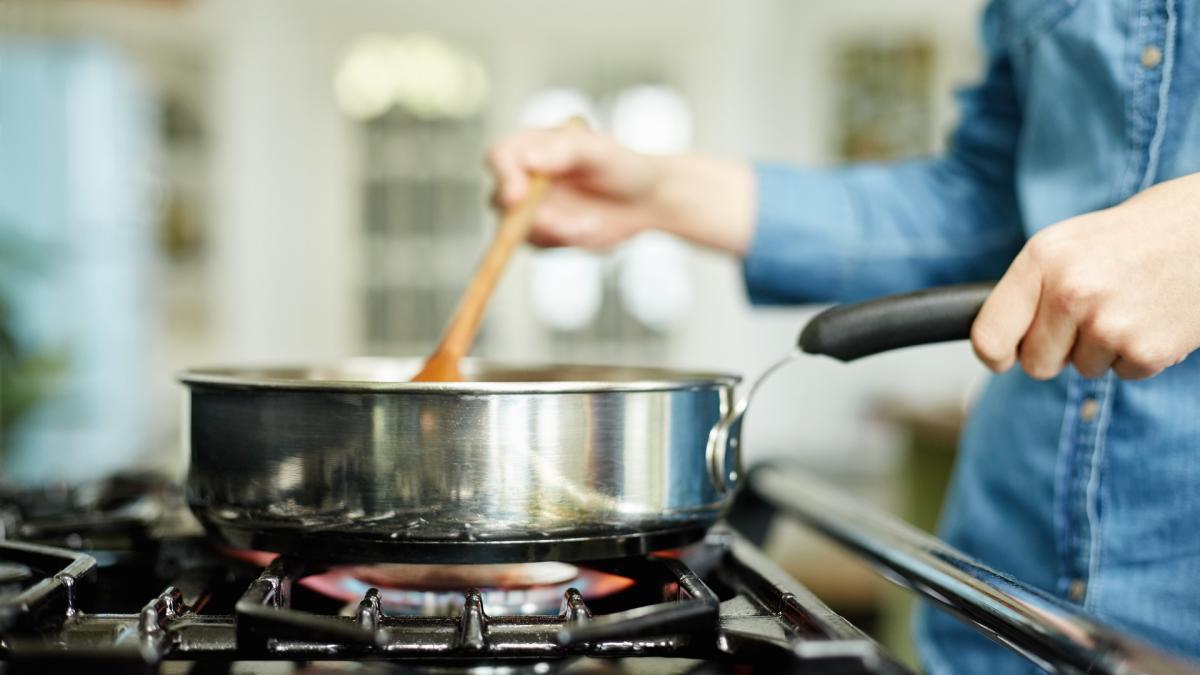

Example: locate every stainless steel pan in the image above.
[182,361,742,563]
[181,283,993,563]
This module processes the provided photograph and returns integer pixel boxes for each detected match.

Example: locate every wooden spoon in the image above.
[413,119,582,382]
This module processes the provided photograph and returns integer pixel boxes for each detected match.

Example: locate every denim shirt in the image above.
[743,1,1200,670]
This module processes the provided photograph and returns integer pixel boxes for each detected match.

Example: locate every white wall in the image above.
[206,0,359,362]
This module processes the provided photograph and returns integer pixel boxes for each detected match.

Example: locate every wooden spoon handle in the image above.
[428,173,550,362]
[413,117,586,382]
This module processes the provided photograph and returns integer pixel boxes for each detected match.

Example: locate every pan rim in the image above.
[178,357,741,394]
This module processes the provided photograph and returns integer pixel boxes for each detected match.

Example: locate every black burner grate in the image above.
[0,529,910,674]
[0,540,96,635]
[235,553,721,658]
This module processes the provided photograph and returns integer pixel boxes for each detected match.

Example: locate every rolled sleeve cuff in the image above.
[743,162,853,305]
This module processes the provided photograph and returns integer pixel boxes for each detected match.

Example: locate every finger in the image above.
[527,215,608,249]
[1069,337,1116,379]
[1112,357,1160,380]
[522,127,606,177]
[1018,291,1079,380]
[971,250,1042,372]
[486,139,532,206]
[527,227,570,248]
[525,190,593,248]
[527,186,636,250]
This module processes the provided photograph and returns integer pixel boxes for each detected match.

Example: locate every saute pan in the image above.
[181,282,993,563]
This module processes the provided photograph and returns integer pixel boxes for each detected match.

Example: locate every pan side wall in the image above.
[184,385,732,544]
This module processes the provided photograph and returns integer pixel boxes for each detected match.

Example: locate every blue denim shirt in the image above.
[744,1,1200,671]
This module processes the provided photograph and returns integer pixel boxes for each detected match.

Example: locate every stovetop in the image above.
[0,476,909,674]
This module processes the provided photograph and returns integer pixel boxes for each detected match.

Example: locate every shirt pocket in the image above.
[1002,0,1082,48]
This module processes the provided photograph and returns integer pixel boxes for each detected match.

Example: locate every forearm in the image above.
[642,148,1028,305]
[741,159,1026,304]
[648,154,756,256]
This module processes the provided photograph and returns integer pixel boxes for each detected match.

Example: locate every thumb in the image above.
[971,250,1042,372]
[522,128,602,176]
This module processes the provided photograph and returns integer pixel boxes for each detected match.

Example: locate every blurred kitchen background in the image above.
[0,0,988,664]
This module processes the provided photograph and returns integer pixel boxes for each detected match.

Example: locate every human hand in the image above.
[971,172,1200,380]
[487,126,755,254]
[487,125,667,248]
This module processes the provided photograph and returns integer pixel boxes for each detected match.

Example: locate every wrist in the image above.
[646,154,755,255]
[640,155,684,233]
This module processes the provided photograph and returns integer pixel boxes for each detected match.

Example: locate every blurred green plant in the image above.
[0,233,66,460]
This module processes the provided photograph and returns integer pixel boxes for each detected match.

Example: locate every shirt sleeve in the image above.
[743,3,1026,305]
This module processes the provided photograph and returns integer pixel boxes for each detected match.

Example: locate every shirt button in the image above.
[1068,578,1087,602]
[1079,398,1100,423]
[1141,45,1163,69]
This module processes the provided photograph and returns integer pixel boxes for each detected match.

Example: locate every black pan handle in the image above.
[798,282,995,362]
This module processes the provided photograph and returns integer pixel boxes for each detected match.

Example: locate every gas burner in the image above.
[313,565,634,617]
[346,561,582,589]
[222,548,634,616]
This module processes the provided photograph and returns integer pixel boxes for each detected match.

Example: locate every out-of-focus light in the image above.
[519,88,600,129]
[335,33,403,121]
[610,85,692,154]
[334,32,489,122]
[391,33,488,120]
[530,248,603,332]
[618,231,692,332]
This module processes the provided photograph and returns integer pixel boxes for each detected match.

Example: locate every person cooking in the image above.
[486,1,1200,672]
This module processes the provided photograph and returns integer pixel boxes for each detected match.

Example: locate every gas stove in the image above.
[0,474,907,674]
[2,466,1195,675]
